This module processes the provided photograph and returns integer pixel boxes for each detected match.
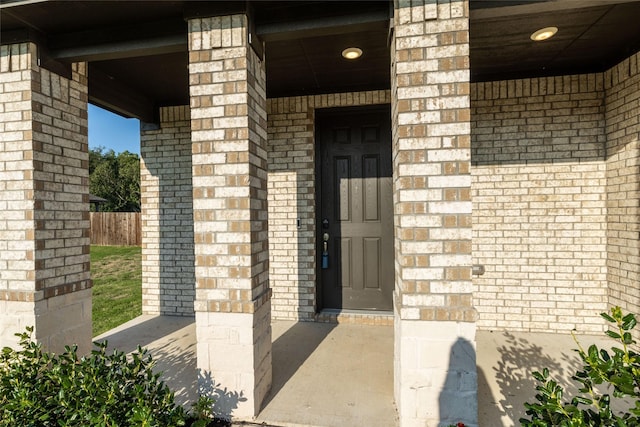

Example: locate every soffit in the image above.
[1,0,639,121]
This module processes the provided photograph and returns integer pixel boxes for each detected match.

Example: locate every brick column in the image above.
[605,52,640,343]
[0,43,91,354]
[140,106,195,316]
[188,15,271,418]
[391,1,477,426]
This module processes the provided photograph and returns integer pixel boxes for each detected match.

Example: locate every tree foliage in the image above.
[89,147,140,212]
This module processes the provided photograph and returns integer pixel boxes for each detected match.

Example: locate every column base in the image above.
[395,316,478,427]
[0,299,37,350]
[196,301,272,419]
[0,289,92,355]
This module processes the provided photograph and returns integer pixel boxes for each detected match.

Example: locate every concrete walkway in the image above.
[95,316,617,427]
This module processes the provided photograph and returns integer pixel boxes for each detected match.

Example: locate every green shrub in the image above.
[520,307,640,427]
[0,327,187,427]
[189,395,217,427]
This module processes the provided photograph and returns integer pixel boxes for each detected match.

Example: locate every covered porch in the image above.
[1,1,640,426]
[95,314,615,427]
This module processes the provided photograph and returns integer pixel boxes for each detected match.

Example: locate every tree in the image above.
[89,147,141,212]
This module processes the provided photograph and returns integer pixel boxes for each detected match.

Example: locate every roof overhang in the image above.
[2,0,639,122]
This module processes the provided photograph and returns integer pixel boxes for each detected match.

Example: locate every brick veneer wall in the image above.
[140,106,195,316]
[189,15,270,317]
[0,43,40,347]
[0,42,91,353]
[392,0,474,323]
[266,91,391,320]
[471,74,609,333]
[605,52,640,333]
[391,1,476,426]
[188,15,271,416]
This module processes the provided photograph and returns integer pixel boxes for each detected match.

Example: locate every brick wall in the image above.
[0,43,38,347]
[33,63,91,308]
[140,106,195,316]
[391,1,476,426]
[392,0,473,323]
[471,74,609,333]
[0,42,91,352]
[189,15,270,317]
[266,90,391,320]
[605,52,640,332]
[188,14,271,416]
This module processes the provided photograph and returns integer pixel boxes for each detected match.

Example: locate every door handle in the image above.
[322,233,329,269]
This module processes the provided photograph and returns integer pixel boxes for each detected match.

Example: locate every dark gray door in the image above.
[317,106,393,310]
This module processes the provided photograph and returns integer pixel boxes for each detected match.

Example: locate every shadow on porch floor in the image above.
[94,315,615,427]
[94,316,396,427]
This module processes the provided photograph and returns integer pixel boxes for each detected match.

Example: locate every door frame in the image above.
[314,104,394,312]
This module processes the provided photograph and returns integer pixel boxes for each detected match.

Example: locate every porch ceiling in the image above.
[2,0,639,122]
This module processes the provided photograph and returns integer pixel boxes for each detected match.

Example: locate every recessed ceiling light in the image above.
[530,26,558,41]
[342,47,363,60]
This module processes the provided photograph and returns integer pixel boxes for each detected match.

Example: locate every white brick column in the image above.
[0,43,91,354]
[188,15,271,418]
[391,1,477,426]
[140,106,195,316]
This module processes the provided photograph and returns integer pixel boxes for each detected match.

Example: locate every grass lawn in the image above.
[91,245,142,337]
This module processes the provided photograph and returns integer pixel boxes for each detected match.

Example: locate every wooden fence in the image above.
[90,212,141,246]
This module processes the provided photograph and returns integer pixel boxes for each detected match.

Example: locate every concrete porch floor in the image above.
[95,316,615,427]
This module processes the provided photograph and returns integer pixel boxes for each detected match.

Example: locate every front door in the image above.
[317,106,393,311]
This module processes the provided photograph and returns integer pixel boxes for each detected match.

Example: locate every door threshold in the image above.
[316,309,393,326]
